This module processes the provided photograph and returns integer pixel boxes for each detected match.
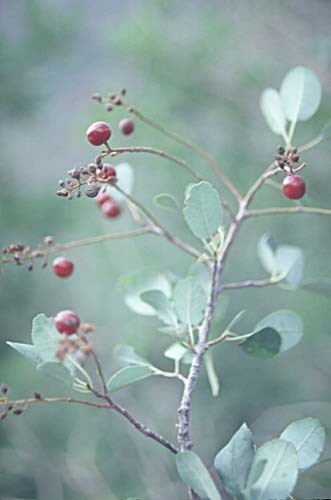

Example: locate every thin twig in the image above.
[109,146,201,181]
[110,97,242,202]
[90,351,108,395]
[246,206,331,217]
[221,276,283,291]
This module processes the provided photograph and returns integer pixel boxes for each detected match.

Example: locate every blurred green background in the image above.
[1,1,331,498]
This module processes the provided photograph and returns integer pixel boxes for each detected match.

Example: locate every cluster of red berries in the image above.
[96,189,121,218]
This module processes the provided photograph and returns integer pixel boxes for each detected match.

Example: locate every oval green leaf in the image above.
[176,451,222,500]
[183,181,223,240]
[173,277,207,327]
[280,66,322,122]
[153,193,180,211]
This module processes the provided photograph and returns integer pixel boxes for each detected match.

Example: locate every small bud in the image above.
[84,184,100,198]
[7,405,13,411]
[277,146,285,155]
[291,153,300,163]
[68,168,81,180]
[28,264,33,272]
[76,191,81,198]
[105,104,113,112]
[113,96,122,106]
[58,180,65,188]
[13,408,24,415]
[44,236,54,245]
[42,261,48,269]
[121,88,127,96]
[1,383,8,394]
[34,392,42,400]
[80,167,89,175]
[91,93,102,102]
[0,411,8,420]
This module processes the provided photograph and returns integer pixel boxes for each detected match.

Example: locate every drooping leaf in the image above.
[107,365,154,393]
[204,351,220,397]
[280,66,322,122]
[276,245,304,287]
[214,423,255,497]
[173,277,207,327]
[107,162,134,203]
[140,290,177,326]
[244,439,298,500]
[240,327,281,358]
[118,270,172,316]
[257,233,277,276]
[255,310,303,352]
[37,362,73,387]
[6,342,43,364]
[153,193,180,211]
[176,451,222,500]
[280,417,326,472]
[113,344,152,367]
[260,88,287,136]
[183,181,223,240]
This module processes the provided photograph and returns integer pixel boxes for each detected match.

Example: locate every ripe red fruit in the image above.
[53,257,74,278]
[119,118,134,135]
[86,121,111,146]
[54,310,80,335]
[101,198,121,218]
[282,175,306,200]
[98,164,116,180]
[96,191,111,207]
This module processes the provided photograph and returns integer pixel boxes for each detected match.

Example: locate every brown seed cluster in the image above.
[91,88,127,112]
[274,146,300,173]
[56,322,95,363]
[56,162,117,200]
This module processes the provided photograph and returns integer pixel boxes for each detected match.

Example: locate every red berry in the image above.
[53,257,74,278]
[86,121,111,146]
[119,118,134,135]
[282,175,306,200]
[101,199,121,218]
[96,191,111,207]
[54,310,80,335]
[98,164,116,180]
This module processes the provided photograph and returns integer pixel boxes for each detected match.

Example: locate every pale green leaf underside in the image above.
[173,277,207,326]
[244,439,298,500]
[260,88,287,136]
[280,417,326,471]
[280,66,322,122]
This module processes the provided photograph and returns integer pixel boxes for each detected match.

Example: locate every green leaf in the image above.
[176,451,222,500]
[107,365,154,393]
[153,193,180,211]
[113,344,152,367]
[173,277,207,327]
[140,290,177,326]
[6,342,43,364]
[107,162,134,203]
[280,417,326,471]
[214,423,255,497]
[244,439,298,500]
[183,181,223,240]
[164,343,189,361]
[118,270,172,316]
[280,66,322,122]
[188,263,212,297]
[257,234,304,286]
[31,314,61,363]
[260,88,287,136]
[240,327,281,358]
[255,310,303,352]
[37,362,74,387]
[204,351,220,397]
